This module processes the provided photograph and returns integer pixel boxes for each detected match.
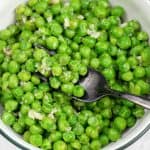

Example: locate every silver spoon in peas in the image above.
[73,68,150,109]
[36,45,150,109]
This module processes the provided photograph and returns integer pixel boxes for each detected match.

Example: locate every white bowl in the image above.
[0,0,150,150]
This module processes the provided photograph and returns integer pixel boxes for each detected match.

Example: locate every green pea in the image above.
[22,92,34,104]
[4,100,18,112]
[90,139,101,150]
[49,131,62,142]
[86,126,99,139]
[134,66,145,78]
[80,46,91,58]
[49,21,63,36]
[111,6,125,17]
[133,107,144,118]
[100,53,112,68]
[40,117,56,132]
[119,106,131,118]
[2,112,16,125]
[79,133,90,144]
[8,74,19,88]
[121,71,133,81]
[117,36,131,49]
[114,117,127,131]
[53,140,67,150]
[46,36,59,50]
[13,122,24,134]
[73,123,84,135]
[99,134,109,146]
[18,70,31,81]
[73,85,85,97]
[29,134,43,147]
[0,29,11,40]
[49,77,60,89]
[63,131,75,143]
[108,128,120,142]
[96,41,109,54]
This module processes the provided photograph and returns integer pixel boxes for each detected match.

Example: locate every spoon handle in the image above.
[107,89,150,109]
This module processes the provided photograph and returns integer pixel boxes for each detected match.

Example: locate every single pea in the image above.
[18,70,31,81]
[136,80,150,94]
[49,131,62,142]
[50,3,61,15]
[80,46,91,58]
[100,18,111,30]
[70,140,81,149]
[31,75,40,85]
[63,131,75,143]
[117,36,131,49]
[58,118,70,132]
[133,107,144,118]
[13,122,24,134]
[22,92,34,104]
[0,29,11,40]
[111,6,125,17]
[90,58,100,69]
[29,134,43,147]
[86,126,99,139]
[114,117,127,131]
[25,59,35,72]
[22,81,34,92]
[40,117,56,132]
[73,123,84,136]
[4,100,18,112]
[90,139,101,150]
[137,31,149,41]
[61,83,74,95]
[12,87,24,99]
[8,74,19,88]
[31,101,41,112]
[23,131,31,142]
[82,36,96,48]
[53,140,67,150]
[111,26,124,38]
[141,48,150,66]
[49,21,63,36]
[34,1,47,14]
[119,106,131,118]
[103,68,115,80]
[79,133,90,144]
[79,64,88,76]
[42,139,52,150]
[121,71,133,81]
[96,41,109,54]
[108,128,120,142]
[134,66,145,78]
[8,60,20,73]
[2,112,15,125]
[52,64,62,76]
[99,53,112,68]
[99,134,109,146]
[30,125,43,134]
[87,116,99,127]
[20,105,30,115]
[73,85,85,97]
[49,77,60,89]
[127,116,136,127]
[119,62,130,73]
[46,36,59,50]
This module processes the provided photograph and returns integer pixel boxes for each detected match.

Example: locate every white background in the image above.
[0,130,150,150]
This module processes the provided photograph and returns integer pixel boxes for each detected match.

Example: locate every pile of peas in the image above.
[0,0,150,149]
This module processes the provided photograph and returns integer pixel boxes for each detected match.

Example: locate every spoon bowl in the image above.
[73,69,150,109]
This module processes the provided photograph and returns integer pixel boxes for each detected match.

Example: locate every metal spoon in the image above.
[73,69,150,109]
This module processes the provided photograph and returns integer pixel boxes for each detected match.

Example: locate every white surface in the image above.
[1,130,150,150]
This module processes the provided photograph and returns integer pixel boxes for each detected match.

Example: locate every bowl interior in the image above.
[0,0,150,150]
